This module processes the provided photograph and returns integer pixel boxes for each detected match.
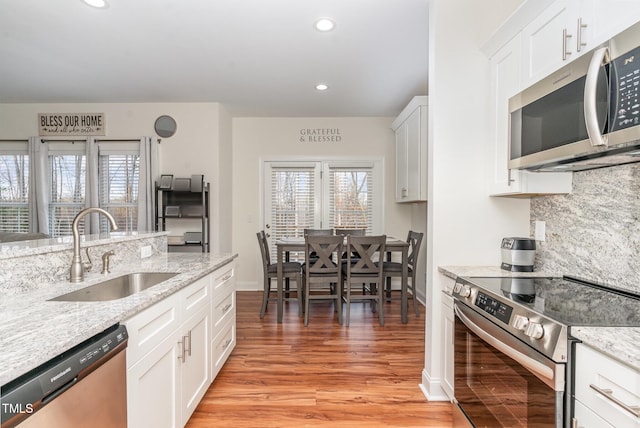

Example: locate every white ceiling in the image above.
[0,0,429,117]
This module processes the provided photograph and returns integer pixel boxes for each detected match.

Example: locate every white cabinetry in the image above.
[441,288,454,400]
[125,261,237,428]
[573,343,640,428]
[391,96,428,203]
[522,0,640,88]
[488,33,572,196]
[211,263,236,379]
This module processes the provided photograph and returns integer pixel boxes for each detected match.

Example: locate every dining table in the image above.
[275,236,410,324]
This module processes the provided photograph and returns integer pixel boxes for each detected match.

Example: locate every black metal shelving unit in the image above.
[155,180,210,253]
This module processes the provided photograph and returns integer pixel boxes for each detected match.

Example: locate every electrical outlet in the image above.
[534,221,546,242]
[140,245,152,258]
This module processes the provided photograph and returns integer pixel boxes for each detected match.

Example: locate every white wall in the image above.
[0,102,233,252]
[422,0,530,399]
[232,116,414,290]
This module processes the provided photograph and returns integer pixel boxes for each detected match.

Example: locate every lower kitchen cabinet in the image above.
[181,305,211,426]
[124,261,236,428]
[573,343,640,428]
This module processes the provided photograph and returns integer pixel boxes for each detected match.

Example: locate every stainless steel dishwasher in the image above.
[1,324,128,428]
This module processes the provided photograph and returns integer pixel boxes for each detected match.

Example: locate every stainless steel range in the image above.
[451,275,640,428]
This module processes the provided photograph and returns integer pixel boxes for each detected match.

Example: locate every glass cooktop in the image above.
[463,276,640,327]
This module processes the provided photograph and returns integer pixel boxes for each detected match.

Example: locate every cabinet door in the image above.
[127,328,182,428]
[574,399,615,428]
[584,0,640,44]
[211,315,236,380]
[181,306,211,426]
[405,107,425,201]
[522,1,571,86]
[489,34,573,196]
[488,34,524,194]
[395,122,409,202]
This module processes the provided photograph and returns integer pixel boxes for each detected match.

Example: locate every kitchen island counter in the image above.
[0,251,237,386]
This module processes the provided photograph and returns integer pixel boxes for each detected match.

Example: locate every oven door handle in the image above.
[454,303,562,390]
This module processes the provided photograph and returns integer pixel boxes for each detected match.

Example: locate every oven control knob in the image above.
[512,315,529,331]
[525,322,544,340]
[459,285,472,298]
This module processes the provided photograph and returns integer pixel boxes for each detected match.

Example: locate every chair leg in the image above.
[410,281,420,317]
[260,276,270,318]
[345,282,351,327]
[297,273,303,317]
[378,280,384,326]
[304,278,310,326]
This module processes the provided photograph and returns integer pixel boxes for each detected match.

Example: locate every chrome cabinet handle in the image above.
[222,303,232,314]
[563,28,573,60]
[576,18,587,52]
[221,274,232,282]
[589,384,640,417]
[177,338,187,362]
[222,338,233,351]
[186,330,192,357]
[584,46,610,147]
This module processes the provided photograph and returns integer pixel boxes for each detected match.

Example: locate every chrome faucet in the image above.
[70,207,119,283]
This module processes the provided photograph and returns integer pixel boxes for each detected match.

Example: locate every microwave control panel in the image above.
[611,45,640,131]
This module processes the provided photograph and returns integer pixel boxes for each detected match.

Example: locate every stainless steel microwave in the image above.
[509,22,640,172]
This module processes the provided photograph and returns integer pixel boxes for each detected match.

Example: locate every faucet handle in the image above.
[101,250,115,275]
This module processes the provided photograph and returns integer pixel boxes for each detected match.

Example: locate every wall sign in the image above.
[38,113,106,136]
[299,128,342,143]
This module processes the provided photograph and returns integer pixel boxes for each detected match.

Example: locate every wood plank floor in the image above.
[185,291,452,427]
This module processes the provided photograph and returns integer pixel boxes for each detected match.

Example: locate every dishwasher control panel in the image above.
[1,324,127,427]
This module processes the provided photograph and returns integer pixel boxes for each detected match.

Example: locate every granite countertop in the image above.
[438,265,640,371]
[0,251,237,387]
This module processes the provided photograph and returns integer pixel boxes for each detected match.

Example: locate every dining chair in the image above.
[303,234,343,326]
[384,230,423,317]
[256,231,303,318]
[341,234,386,326]
[304,228,334,262]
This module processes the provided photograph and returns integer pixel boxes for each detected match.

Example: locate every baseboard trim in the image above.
[420,368,450,402]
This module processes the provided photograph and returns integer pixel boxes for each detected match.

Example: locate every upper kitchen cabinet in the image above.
[522,0,640,88]
[391,96,428,203]
[488,33,572,196]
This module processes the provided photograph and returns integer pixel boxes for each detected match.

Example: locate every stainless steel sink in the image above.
[49,272,179,302]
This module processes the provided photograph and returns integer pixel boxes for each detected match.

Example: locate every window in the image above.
[48,142,86,236]
[264,159,382,258]
[99,153,140,231]
[0,142,29,232]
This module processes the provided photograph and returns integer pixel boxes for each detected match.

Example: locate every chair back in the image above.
[346,235,386,275]
[256,230,271,268]
[406,231,424,269]
[305,235,343,274]
[335,228,366,236]
[304,228,334,236]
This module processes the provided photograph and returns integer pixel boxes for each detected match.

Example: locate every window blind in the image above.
[328,167,373,234]
[99,154,140,232]
[0,153,29,232]
[49,154,86,237]
[270,167,315,258]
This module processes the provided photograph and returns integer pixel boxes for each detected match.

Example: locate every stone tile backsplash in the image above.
[531,163,640,293]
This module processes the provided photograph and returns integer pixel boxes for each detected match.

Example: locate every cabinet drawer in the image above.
[182,275,210,319]
[575,343,640,428]
[125,292,180,367]
[212,263,234,304]
[211,315,236,380]
[213,287,235,329]
[574,399,614,428]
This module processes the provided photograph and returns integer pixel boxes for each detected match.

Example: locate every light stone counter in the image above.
[438,265,640,371]
[0,251,237,386]
[571,327,640,370]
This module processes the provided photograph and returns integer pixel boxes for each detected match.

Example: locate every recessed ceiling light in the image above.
[82,0,109,9]
[315,84,329,91]
[314,18,335,32]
